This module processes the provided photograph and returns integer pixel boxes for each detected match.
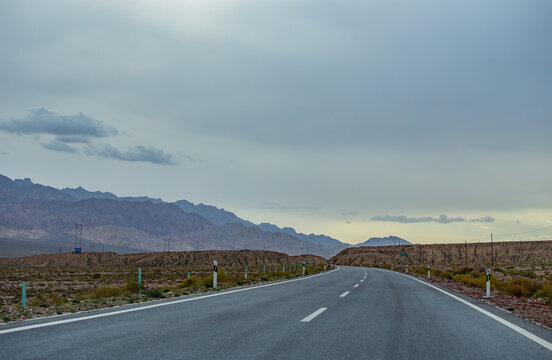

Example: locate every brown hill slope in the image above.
[330,240,552,268]
[0,249,326,269]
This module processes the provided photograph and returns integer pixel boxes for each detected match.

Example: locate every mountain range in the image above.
[0,174,348,257]
[0,173,410,258]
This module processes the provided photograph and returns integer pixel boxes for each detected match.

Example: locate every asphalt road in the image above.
[1,266,552,360]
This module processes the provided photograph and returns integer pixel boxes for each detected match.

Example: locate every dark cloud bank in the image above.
[0,108,117,138]
[84,145,177,166]
[1,108,178,166]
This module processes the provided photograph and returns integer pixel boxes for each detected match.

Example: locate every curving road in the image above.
[1,266,551,359]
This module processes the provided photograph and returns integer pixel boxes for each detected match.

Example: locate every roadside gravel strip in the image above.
[0,267,339,335]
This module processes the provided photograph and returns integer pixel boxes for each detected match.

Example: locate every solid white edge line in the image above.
[301,307,328,322]
[353,284,359,288]
[0,267,340,335]
[340,291,350,298]
[396,271,552,352]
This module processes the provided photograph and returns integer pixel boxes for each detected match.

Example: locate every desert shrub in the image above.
[411,267,427,276]
[440,271,454,280]
[92,286,124,299]
[125,280,140,293]
[202,274,214,288]
[145,289,163,298]
[453,267,473,275]
[535,282,552,304]
[505,278,542,298]
[453,274,486,288]
[509,269,537,278]
[30,295,48,307]
[432,269,442,277]
[493,267,505,273]
[179,276,200,289]
[50,293,67,305]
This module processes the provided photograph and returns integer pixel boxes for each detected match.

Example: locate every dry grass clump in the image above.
[91,286,124,299]
[504,278,542,298]
[535,282,552,304]
[399,264,552,303]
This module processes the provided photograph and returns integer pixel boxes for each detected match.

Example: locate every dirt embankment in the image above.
[0,249,326,269]
[331,240,552,268]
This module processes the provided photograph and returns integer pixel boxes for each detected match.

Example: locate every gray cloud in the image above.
[371,214,466,224]
[55,135,91,144]
[371,214,496,224]
[84,145,177,165]
[469,216,495,223]
[0,108,117,138]
[41,141,78,154]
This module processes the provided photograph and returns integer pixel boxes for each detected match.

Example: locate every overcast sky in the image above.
[1,0,551,244]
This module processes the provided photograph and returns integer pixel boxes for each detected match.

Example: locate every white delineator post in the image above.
[427,265,430,279]
[406,265,409,273]
[213,260,218,288]
[485,269,491,298]
[302,262,306,275]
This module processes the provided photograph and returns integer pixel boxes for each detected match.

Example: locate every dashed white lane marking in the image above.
[353,284,359,288]
[340,291,350,298]
[0,267,340,335]
[399,272,552,352]
[360,279,364,282]
[301,307,328,322]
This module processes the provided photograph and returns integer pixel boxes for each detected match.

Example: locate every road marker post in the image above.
[303,262,305,275]
[187,272,190,279]
[283,264,285,272]
[406,265,409,273]
[22,282,26,307]
[484,269,492,298]
[264,265,266,274]
[213,261,218,288]
[324,264,327,271]
[245,265,248,279]
[391,264,393,271]
[427,265,430,279]
[138,267,142,294]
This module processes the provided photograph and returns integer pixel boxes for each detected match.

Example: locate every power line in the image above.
[494,225,552,237]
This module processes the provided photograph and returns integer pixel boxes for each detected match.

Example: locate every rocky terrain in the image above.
[331,240,552,268]
[0,249,325,269]
[0,250,327,323]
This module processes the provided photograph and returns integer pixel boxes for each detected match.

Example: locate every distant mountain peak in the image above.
[355,236,412,247]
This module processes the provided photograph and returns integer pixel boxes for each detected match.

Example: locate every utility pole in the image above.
[74,224,83,254]
[465,240,467,266]
[491,233,494,267]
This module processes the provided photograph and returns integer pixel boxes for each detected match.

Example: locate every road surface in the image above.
[1,266,551,359]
